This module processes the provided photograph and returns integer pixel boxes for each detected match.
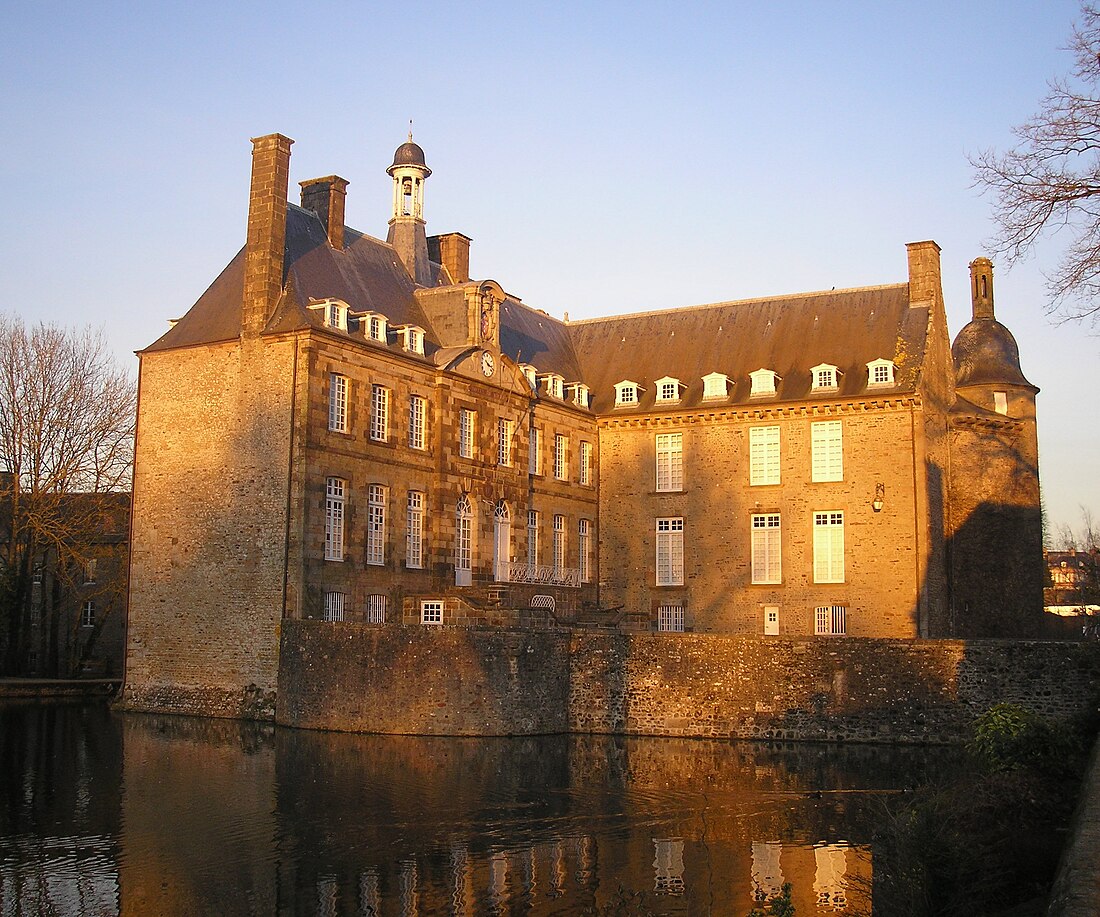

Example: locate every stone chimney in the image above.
[243,133,294,337]
[428,232,472,284]
[299,175,348,250]
[969,257,995,321]
[906,240,942,309]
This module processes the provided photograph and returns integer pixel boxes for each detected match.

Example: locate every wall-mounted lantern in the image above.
[872,482,885,513]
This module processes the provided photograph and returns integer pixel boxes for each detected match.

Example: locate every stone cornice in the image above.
[597,396,920,429]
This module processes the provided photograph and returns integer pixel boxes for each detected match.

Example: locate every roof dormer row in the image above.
[614,359,896,406]
[308,298,426,355]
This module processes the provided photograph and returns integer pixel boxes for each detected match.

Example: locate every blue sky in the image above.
[1,0,1094,536]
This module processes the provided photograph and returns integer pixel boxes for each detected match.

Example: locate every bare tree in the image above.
[971,3,1100,324]
[1054,505,1098,550]
[0,316,135,676]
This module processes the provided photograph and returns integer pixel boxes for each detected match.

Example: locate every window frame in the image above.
[366,484,387,566]
[529,425,542,475]
[655,432,684,492]
[406,490,424,569]
[751,513,782,584]
[408,394,426,450]
[421,600,444,625]
[579,518,592,583]
[325,477,346,562]
[815,604,847,635]
[328,373,349,434]
[655,376,681,404]
[80,600,96,628]
[498,418,515,467]
[527,509,540,567]
[553,514,566,573]
[658,603,685,632]
[810,420,843,483]
[867,358,895,387]
[580,440,593,486]
[323,591,345,622]
[813,511,845,583]
[655,517,685,586]
[702,372,730,400]
[459,409,476,460]
[749,426,781,486]
[614,380,640,406]
[750,368,778,397]
[811,363,840,392]
[554,433,568,481]
[369,384,389,442]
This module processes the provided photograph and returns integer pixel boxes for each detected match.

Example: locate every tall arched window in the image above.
[455,495,473,586]
[494,500,511,582]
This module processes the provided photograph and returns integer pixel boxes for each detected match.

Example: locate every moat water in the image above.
[0,702,958,916]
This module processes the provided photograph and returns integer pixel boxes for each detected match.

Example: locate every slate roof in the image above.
[500,298,583,382]
[567,284,927,414]
[952,316,1036,391]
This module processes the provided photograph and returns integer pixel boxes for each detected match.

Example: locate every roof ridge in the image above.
[567,282,908,325]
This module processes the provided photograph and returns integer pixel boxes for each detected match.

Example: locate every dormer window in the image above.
[749,368,779,397]
[655,376,682,404]
[519,364,538,391]
[570,383,591,408]
[309,298,351,331]
[811,363,840,392]
[356,311,389,342]
[866,358,895,387]
[541,374,564,399]
[398,325,425,355]
[702,372,730,400]
[614,380,641,406]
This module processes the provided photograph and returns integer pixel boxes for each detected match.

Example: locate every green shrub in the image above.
[747,882,795,917]
[968,703,1081,775]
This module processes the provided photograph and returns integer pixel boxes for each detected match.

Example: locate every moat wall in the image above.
[277,622,1100,742]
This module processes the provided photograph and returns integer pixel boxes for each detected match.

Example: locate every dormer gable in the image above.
[866,358,896,387]
[749,368,780,397]
[309,297,351,332]
[654,376,683,404]
[519,363,538,391]
[355,311,389,343]
[702,372,730,400]
[396,324,426,355]
[569,383,591,408]
[540,373,565,400]
[614,380,642,407]
[810,363,841,392]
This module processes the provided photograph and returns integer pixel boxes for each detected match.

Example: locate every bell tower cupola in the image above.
[386,131,434,286]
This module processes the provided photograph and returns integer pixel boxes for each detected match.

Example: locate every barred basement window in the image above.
[579,518,592,583]
[421,600,443,624]
[323,592,345,622]
[658,604,684,632]
[751,514,781,584]
[749,426,780,486]
[498,418,515,466]
[367,484,387,566]
[459,409,476,459]
[553,514,565,573]
[370,384,389,442]
[527,510,540,566]
[811,420,843,483]
[815,604,846,635]
[813,511,845,583]
[366,594,387,624]
[406,491,424,568]
[329,373,348,433]
[656,432,683,492]
[80,600,95,628]
[554,434,568,480]
[580,441,593,486]
[325,477,345,561]
[408,395,426,449]
[656,517,684,586]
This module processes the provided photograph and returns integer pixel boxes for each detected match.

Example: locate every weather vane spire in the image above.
[408,119,413,142]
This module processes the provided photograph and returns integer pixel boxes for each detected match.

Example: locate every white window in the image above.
[553,514,565,572]
[580,441,593,486]
[579,518,592,583]
[406,491,424,569]
[542,374,564,399]
[401,326,425,354]
[316,299,348,330]
[614,380,640,406]
[520,364,538,390]
[572,383,590,408]
[455,495,473,586]
[367,484,387,565]
[702,372,730,400]
[80,600,95,628]
[656,517,684,586]
[749,426,780,486]
[32,566,43,585]
[366,313,388,342]
[655,376,681,403]
[529,425,542,475]
[867,358,895,387]
[498,418,514,466]
[658,604,684,632]
[325,477,345,561]
[811,420,843,483]
[493,501,511,582]
[763,605,780,636]
[329,373,348,433]
[408,395,426,449]
[83,558,97,585]
[655,432,683,492]
[815,604,847,635]
[421,600,443,624]
[366,594,387,624]
[811,363,840,391]
[459,409,476,459]
[750,368,778,397]
[527,510,540,566]
[370,384,389,442]
[751,514,782,584]
[323,591,345,622]
[554,434,568,481]
[813,511,845,583]
[994,391,1008,415]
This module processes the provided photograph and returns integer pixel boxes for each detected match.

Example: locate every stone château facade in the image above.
[121,133,1043,719]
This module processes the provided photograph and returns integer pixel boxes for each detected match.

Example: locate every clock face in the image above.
[481,351,495,376]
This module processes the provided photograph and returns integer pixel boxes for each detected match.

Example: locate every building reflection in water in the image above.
[1,704,957,915]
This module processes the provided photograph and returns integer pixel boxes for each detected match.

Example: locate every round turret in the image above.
[952,318,1033,387]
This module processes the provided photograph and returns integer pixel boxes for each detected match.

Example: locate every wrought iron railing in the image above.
[503,562,581,588]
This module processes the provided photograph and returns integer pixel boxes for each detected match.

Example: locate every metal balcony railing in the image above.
[501,562,581,588]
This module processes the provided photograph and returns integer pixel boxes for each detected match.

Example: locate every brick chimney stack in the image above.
[243,133,294,337]
[969,257,995,321]
[299,175,348,251]
[428,232,472,283]
[905,240,942,310]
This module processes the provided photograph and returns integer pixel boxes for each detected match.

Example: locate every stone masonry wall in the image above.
[277,623,1100,742]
